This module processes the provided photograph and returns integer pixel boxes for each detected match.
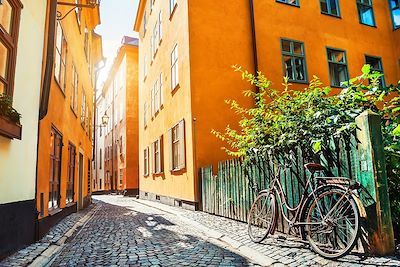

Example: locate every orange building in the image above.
[99,36,139,195]
[134,0,400,210]
[36,1,103,237]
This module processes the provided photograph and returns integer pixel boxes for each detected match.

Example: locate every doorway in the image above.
[78,152,84,210]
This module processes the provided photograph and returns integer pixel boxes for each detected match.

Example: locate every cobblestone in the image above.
[174,203,400,266]
[48,196,260,266]
[0,205,95,267]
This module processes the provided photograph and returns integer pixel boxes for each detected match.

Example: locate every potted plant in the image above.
[0,94,22,140]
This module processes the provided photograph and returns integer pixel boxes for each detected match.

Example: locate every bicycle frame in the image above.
[267,165,354,229]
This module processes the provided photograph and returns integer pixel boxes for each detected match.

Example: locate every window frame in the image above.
[152,137,164,174]
[71,64,78,114]
[365,55,386,88]
[0,0,23,97]
[169,120,186,172]
[54,21,68,93]
[66,142,76,205]
[326,47,349,88]
[144,147,149,176]
[389,0,400,29]
[171,44,179,90]
[280,38,308,83]
[276,0,300,7]
[169,0,178,18]
[357,0,376,27]
[49,126,62,212]
[320,0,341,17]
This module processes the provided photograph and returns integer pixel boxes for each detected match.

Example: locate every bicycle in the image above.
[247,162,363,259]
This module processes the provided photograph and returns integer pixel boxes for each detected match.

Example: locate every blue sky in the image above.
[95,0,139,86]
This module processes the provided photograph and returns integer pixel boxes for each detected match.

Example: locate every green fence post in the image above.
[356,110,394,255]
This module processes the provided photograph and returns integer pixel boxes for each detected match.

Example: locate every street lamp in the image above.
[101,112,109,127]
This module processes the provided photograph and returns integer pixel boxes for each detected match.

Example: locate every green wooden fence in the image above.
[200,112,395,254]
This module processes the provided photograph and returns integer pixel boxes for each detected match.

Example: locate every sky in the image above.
[95,0,139,90]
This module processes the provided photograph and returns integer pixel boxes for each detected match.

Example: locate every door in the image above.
[78,152,84,210]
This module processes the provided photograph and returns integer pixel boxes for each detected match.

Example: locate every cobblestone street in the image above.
[2,195,400,267]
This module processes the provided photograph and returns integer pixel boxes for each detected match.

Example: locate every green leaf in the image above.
[362,64,371,75]
[393,125,400,136]
[312,141,322,153]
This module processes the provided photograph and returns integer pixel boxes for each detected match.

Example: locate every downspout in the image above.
[34,0,57,241]
[249,0,259,93]
[39,0,57,120]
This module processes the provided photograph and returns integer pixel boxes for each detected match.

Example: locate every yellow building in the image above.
[99,36,139,195]
[134,0,400,210]
[0,0,48,258]
[36,0,103,238]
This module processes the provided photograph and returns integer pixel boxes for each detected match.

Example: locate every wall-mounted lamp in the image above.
[57,0,101,21]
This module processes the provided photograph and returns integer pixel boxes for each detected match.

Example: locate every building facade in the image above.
[36,1,103,238]
[134,0,400,210]
[100,36,139,195]
[93,95,107,192]
[0,0,48,258]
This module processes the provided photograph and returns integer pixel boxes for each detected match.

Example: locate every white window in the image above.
[144,55,148,78]
[171,44,179,89]
[159,11,163,43]
[119,103,123,122]
[154,79,160,114]
[152,137,163,174]
[144,102,148,127]
[170,0,177,15]
[143,11,147,34]
[159,72,163,106]
[144,147,149,176]
[168,120,185,171]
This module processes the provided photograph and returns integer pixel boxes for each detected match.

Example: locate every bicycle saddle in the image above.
[304,163,325,172]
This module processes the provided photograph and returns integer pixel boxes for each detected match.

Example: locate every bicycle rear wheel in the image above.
[305,188,360,259]
[247,191,277,243]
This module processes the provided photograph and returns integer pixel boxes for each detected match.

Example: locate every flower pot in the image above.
[0,115,22,140]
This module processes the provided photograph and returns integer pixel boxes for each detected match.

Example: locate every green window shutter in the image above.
[168,128,173,171]
[178,119,186,169]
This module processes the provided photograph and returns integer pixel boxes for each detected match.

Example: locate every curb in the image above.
[27,204,99,267]
[133,198,278,267]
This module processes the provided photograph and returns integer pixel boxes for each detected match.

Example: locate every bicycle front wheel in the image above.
[305,188,360,259]
[247,191,277,243]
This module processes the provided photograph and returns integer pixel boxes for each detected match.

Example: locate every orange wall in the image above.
[126,47,140,191]
[37,3,100,217]
[254,1,399,88]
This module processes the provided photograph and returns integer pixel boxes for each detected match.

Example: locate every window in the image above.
[119,169,123,184]
[49,127,62,211]
[55,22,67,91]
[152,137,163,174]
[169,120,185,171]
[357,0,375,26]
[66,143,76,204]
[281,39,307,83]
[99,148,102,170]
[150,0,154,12]
[84,26,89,60]
[320,0,340,17]
[87,159,91,194]
[144,147,149,176]
[170,0,177,16]
[75,0,82,28]
[327,48,349,87]
[153,22,159,58]
[171,44,179,89]
[71,65,78,112]
[152,79,160,116]
[276,0,299,6]
[159,72,163,106]
[143,11,147,34]
[144,102,148,127]
[0,0,22,96]
[365,55,385,87]
[159,11,163,43]
[144,55,148,78]
[390,0,400,29]
[81,91,86,127]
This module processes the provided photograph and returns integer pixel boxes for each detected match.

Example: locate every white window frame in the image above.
[171,44,179,90]
[144,147,149,176]
[169,120,185,171]
[169,0,177,16]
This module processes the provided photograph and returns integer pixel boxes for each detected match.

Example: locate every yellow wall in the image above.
[137,0,197,202]
[0,0,47,204]
[36,3,101,217]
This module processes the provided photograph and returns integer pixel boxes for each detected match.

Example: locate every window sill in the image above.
[54,78,66,97]
[65,202,76,208]
[0,115,22,140]
[287,79,309,84]
[320,12,341,19]
[169,4,178,21]
[48,207,62,216]
[170,167,186,175]
[70,106,78,118]
[171,83,180,94]
[360,22,376,28]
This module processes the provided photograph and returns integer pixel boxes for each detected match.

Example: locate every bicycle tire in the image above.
[247,191,277,243]
[304,187,360,259]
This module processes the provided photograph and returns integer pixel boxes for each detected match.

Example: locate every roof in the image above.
[121,36,139,46]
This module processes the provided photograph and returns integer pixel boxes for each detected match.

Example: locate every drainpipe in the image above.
[34,0,57,241]
[249,0,259,93]
[39,0,57,120]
